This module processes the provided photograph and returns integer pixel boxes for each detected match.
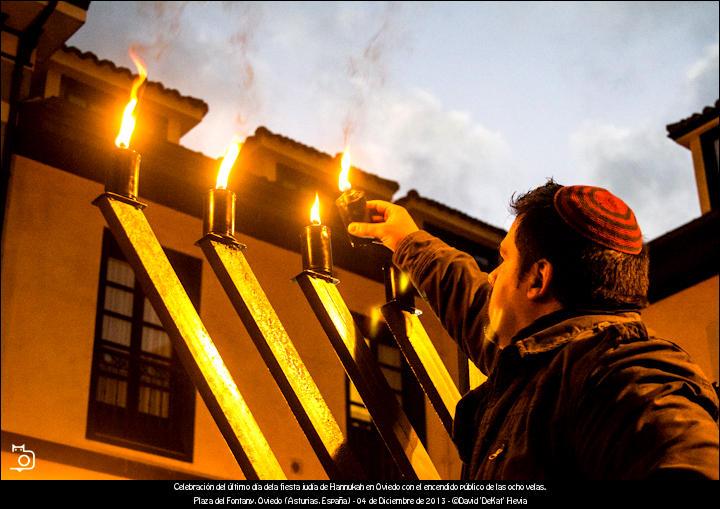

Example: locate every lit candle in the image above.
[203,138,242,239]
[334,148,372,247]
[106,50,147,200]
[301,193,333,276]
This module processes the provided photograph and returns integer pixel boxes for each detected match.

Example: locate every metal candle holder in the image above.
[294,270,440,480]
[383,263,418,313]
[380,264,461,437]
[301,223,334,278]
[197,230,364,479]
[104,146,144,207]
[335,189,373,247]
[381,300,460,437]
[203,188,237,240]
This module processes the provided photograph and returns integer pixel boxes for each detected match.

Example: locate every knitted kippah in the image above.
[553,186,643,255]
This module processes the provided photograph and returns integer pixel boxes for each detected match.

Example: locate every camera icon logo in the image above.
[10,444,36,472]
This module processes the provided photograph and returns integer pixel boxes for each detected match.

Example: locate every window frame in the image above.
[85,229,198,462]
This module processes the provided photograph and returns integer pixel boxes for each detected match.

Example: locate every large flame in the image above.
[114,50,148,148]
[310,192,321,225]
[338,148,352,192]
[216,137,243,189]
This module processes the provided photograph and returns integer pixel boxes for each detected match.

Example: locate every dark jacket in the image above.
[393,231,719,479]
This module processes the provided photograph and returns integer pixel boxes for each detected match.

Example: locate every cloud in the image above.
[349,88,519,229]
[570,123,700,240]
[686,42,720,111]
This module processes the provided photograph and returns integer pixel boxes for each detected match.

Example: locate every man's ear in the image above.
[526,259,553,301]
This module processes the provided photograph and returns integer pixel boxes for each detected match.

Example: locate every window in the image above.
[86,229,198,461]
[346,311,426,479]
[60,75,115,114]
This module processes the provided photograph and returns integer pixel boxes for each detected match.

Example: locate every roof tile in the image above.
[61,45,209,113]
[252,126,399,192]
[666,99,719,139]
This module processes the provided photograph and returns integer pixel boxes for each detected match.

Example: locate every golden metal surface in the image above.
[382,303,461,437]
[469,360,488,389]
[296,273,440,480]
[199,237,364,479]
[95,194,285,480]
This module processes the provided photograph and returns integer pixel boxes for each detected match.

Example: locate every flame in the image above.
[114,50,148,148]
[310,192,321,225]
[216,137,243,189]
[338,148,352,192]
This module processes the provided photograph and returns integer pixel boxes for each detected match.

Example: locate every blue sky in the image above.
[69,1,719,239]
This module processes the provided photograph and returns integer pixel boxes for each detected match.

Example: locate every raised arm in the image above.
[349,201,499,374]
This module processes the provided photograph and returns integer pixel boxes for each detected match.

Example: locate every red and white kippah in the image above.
[553,186,643,255]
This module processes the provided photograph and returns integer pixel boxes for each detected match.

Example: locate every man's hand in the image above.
[348,200,419,252]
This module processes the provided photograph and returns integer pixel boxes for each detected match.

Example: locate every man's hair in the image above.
[510,179,649,309]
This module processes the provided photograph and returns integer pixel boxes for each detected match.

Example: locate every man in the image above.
[348,181,719,479]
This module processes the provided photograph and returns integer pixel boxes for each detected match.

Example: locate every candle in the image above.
[203,138,242,239]
[106,50,146,200]
[302,193,333,275]
[203,188,236,238]
[106,147,141,200]
[384,263,415,311]
[334,149,372,247]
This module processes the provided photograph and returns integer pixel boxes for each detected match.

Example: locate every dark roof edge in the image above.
[666,99,719,140]
[647,210,720,303]
[60,45,209,113]
[395,189,506,236]
[252,126,400,193]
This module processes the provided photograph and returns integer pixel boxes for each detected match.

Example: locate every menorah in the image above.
[93,60,480,479]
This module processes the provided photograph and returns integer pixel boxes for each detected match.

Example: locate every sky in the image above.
[68,1,720,239]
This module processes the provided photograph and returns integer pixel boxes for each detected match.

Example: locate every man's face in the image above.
[486,218,530,347]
